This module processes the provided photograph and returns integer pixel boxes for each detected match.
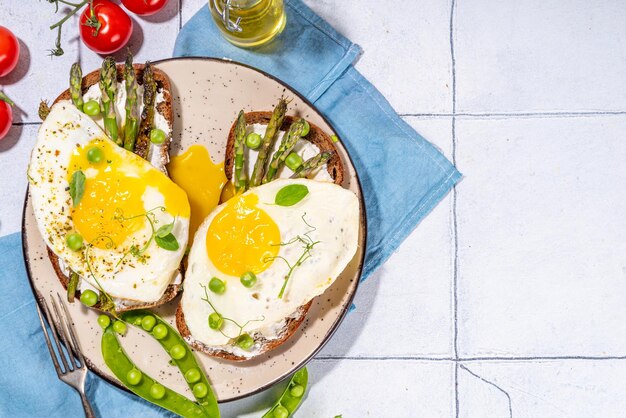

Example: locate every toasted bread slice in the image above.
[224,112,344,186]
[176,111,344,360]
[47,64,181,313]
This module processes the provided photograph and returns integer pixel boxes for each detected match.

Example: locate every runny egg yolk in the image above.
[206,193,280,276]
[68,138,190,249]
[167,145,227,240]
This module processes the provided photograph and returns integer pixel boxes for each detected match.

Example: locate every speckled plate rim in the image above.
[21,56,368,403]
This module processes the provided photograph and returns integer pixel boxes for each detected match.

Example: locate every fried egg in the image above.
[182,178,359,357]
[28,101,190,303]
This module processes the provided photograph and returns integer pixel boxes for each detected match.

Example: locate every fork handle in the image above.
[79,392,96,418]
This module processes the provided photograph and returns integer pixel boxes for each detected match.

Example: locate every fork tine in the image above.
[50,296,77,371]
[41,298,71,374]
[36,302,63,377]
[56,293,86,368]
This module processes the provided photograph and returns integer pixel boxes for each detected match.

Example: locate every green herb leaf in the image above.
[69,170,86,206]
[155,220,174,237]
[155,233,179,251]
[275,184,309,206]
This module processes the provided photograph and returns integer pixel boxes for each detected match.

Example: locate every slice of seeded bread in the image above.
[176,111,344,360]
[224,112,344,186]
[46,64,180,312]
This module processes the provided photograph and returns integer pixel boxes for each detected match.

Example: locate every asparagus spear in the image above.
[99,57,121,145]
[134,62,157,159]
[70,63,83,112]
[123,53,139,151]
[263,118,305,183]
[234,110,248,192]
[250,97,288,187]
[67,271,79,303]
[291,151,333,179]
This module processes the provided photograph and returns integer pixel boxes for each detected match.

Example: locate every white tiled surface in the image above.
[2,1,626,417]
[455,0,626,114]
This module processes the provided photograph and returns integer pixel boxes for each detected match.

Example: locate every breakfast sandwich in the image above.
[177,100,360,360]
[28,56,188,312]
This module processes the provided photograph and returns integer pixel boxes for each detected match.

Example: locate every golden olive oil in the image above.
[210,0,286,48]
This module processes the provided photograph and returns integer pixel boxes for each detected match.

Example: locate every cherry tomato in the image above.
[0,99,12,141]
[0,27,19,77]
[80,0,133,55]
[121,0,169,16]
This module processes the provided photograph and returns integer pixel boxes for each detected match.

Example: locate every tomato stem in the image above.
[48,0,91,56]
[0,92,14,107]
[56,0,82,6]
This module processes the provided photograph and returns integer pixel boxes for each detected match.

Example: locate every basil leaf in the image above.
[69,170,86,207]
[155,221,174,238]
[275,184,309,207]
[155,233,179,251]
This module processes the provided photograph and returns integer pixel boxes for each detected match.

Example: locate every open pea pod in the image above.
[101,310,219,418]
[262,367,308,418]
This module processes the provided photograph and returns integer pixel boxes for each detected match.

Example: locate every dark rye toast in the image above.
[46,64,181,312]
[176,111,344,360]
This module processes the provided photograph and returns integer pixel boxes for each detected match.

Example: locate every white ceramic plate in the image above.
[22,57,366,402]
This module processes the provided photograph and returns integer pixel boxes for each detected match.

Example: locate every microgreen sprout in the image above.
[199,283,264,341]
[264,213,320,299]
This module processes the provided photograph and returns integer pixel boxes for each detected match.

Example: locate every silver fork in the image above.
[36,293,96,418]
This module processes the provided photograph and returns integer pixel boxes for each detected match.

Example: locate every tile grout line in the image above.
[449,0,460,416]
[399,110,626,118]
[313,355,626,361]
[15,110,626,126]
[11,122,42,126]
[178,0,183,31]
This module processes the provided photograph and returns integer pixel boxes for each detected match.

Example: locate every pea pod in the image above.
[120,310,220,418]
[102,326,210,418]
[262,367,308,418]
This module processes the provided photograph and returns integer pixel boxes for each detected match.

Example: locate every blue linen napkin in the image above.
[0,233,175,417]
[1,1,460,416]
[175,0,461,280]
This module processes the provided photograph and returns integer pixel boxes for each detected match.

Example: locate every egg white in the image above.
[28,101,189,303]
[182,178,360,356]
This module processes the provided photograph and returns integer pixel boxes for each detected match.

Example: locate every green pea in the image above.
[300,120,310,137]
[285,152,303,171]
[149,383,165,400]
[86,146,104,163]
[293,368,307,382]
[331,134,339,143]
[152,323,168,340]
[236,333,254,351]
[83,100,100,116]
[273,405,289,418]
[141,315,156,331]
[290,384,304,398]
[80,289,98,307]
[150,128,166,144]
[192,382,208,398]
[240,271,257,288]
[246,132,262,149]
[127,368,142,385]
[113,320,127,335]
[66,233,83,251]
[185,368,201,384]
[208,312,223,330]
[209,277,226,295]
[97,314,110,329]
[170,344,186,360]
